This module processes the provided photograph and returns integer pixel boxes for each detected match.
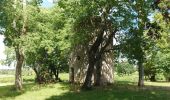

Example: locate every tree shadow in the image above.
[46,83,170,100]
[0,82,42,99]
[0,79,45,99]
[0,84,26,99]
[1,78,170,100]
[0,80,70,99]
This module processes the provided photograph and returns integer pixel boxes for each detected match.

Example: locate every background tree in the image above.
[115,62,136,76]
[0,47,16,67]
[117,0,154,87]
[21,5,70,83]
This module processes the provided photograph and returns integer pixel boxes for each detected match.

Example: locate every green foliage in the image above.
[143,0,170,81]
[118,0,153,63]
[0,0,71,86]
[115,62,136,76]
[157,52,170,81]
[19,5,70,72]
[58,0,138,46]
[0,47,16,66]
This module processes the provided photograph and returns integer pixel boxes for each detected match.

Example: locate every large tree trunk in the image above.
[94,58,102,86]
[82,31,104,89]
[81,27,116,89]
[138,61,144,87]
[69,67,74,83]
[82,52,95,89]
[15,48,24,90]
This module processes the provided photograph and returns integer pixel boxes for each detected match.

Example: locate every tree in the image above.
[117,0,154,87]
[0,0,27,90]
[59,0,147,89]
[153,0,170,81]
[21,5,70,83]
[0,0,42,90]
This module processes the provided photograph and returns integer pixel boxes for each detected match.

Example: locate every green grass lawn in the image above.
[0,73,170,100]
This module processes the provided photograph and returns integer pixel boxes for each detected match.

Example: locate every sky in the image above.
[0,35,5,60]
[41,0,54,8]
[0,0,54,69]
[0,35,9,69]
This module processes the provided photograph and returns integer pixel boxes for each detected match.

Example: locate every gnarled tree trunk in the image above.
[82,51,96,89]
[82,31,104,89]
[15,47,24,90]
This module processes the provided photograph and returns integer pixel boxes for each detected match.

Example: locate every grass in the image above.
[0,72,170,100]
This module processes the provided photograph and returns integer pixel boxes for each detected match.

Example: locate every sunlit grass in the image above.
[0,72,170,100]
[114,72,138,85]
[145,81,170,87]
[0,73,69,100]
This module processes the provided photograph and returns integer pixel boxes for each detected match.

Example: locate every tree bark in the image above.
[69,67,74,83]
[15,47,24,90]
[81,52,95,89]
[138,61,144,87]
[94,58,102,86]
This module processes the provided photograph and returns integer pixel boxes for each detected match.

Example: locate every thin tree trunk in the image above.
[56,69,59,80]
[138,61,144,87]
[53,67,59,81]
[56,68,62,82]
[32,67,39,81]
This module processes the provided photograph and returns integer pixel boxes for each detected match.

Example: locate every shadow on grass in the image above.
[0,80,70,99]
[46,83,170,100]
[1,78,170,100]
[0,84,25,99]
[0,78,51,99]
[0,82,37,99]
